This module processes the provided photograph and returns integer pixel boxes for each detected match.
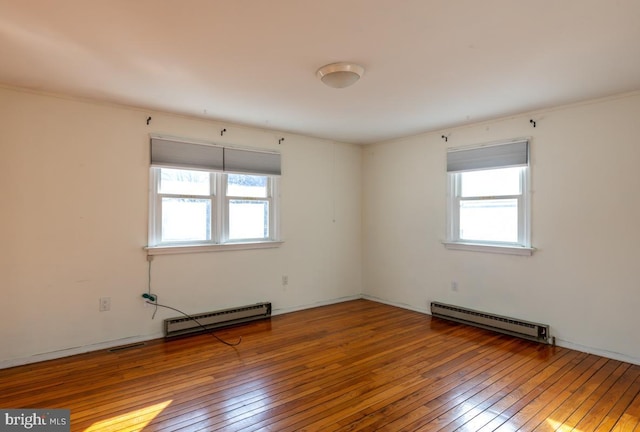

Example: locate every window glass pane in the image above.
[227,174,268,198]
[459,199,518,243]
[461,167,521,197]
[161,198,211,242]
[228,200,269,240]
[159,168,210,195]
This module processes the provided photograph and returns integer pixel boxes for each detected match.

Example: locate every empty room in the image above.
[1,1,639,431]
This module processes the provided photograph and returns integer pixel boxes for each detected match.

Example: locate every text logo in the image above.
[0,409,70,432]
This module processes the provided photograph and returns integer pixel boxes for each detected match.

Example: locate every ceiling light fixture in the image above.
[316,62,365,89]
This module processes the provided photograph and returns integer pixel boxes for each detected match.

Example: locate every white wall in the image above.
[3,84,639,367]
[0,86,362,366]
[363,92,640,364]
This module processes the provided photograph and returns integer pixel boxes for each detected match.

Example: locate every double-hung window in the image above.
[147,136,281,252]
[446,139,533,255]
[155,168,215,244]
[225,173,274,241]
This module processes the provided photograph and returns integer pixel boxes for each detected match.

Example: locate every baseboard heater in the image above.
[430,302,552,344]
[164,302,271,338]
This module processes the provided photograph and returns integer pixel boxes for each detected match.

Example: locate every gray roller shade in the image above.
[447,139,528,172]
[150,137,281,175]
[151,137,224,171]
[224,148,281,175]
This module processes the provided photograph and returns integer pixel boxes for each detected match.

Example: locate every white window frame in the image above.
[222,174,278,244]
[444,139,534,256]
[149,168,217,247]
[147,168,281,255]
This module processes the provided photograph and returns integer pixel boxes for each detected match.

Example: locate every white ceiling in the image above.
[1,1,639,144]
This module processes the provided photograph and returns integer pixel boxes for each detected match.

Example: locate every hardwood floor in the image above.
[1,299,639,431]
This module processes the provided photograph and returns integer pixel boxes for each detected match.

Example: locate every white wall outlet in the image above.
[451,281,459,292]
[282,275,289,286]
[99,297,111,312]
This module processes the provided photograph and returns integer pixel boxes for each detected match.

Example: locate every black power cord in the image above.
[143,298,242,347]
[144,258,241,347]
[146,258,159,319]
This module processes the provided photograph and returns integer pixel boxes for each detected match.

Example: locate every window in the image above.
[226,174,272,241]
[157,168,214,244]
[147,137,281,252]
[446,139,532,255]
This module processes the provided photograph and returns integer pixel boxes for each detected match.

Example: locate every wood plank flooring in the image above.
[1,299,638,431]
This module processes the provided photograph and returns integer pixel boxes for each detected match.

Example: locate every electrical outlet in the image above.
[282,275,289,286]
[99,297,111,312]
[451,281,459,292]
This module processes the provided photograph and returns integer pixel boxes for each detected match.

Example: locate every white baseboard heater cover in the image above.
[430,302,551,344]
[164,302,271,338]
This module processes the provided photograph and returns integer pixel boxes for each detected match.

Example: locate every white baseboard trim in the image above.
[0,296,362,370]
[361,294,430,315]
[553,338,640,366]
[363,295,640,366]
[0,333,164,370]
[4,295,638,368]
[271,295,362,316]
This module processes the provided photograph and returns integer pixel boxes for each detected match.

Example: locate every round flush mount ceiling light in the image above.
[316,62,365,88]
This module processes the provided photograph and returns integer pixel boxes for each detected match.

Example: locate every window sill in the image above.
[442,241,535,256]
[146,241,284,256]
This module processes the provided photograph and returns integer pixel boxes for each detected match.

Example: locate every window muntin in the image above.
[150,168,277,247]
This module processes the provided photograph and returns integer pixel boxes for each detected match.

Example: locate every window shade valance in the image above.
[151,138,224,171]
[150,137,281,175]
[223,147,281,175]
[447,139,528,173]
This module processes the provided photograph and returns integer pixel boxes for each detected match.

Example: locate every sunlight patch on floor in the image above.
[546,418,582,432]
[84,400,172,432]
